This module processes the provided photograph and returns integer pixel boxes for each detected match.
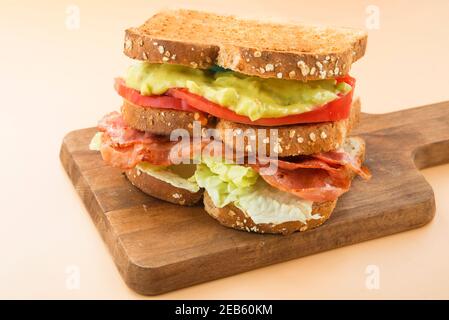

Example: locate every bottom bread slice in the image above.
[204,192,337,235]
[125,168,203,206]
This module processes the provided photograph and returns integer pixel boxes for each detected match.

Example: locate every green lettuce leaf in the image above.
[136,162,200,193]
[89,132,103,151]
[194,158,319,225]
[194,162,257,207]
[234,180,318,225]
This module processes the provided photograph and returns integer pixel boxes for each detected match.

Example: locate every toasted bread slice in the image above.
[125,167,203,206]
[203,137,366,234]
[204,192,337,235]
[216,98,360,157]
[121,100,214,135]
[124,9,367,81]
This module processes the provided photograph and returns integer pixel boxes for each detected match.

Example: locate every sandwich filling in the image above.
[135,162,200,193]
[90,112,370,203]
[194,159,318,225]
[89,131,200,193]
[89,61,368,220]
[116,62,355,126]
[193,138,370,224]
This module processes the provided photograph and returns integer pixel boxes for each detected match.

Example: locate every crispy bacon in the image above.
[313,151,372,180]
[97,112,181,169]
[255,150,371,202]
[255,166,351,202]
[98,111,159,146]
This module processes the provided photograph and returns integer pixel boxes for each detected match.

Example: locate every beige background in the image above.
[1,0,448,299]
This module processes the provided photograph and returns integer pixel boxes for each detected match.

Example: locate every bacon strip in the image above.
[97,112,181,169]
[98,112,161,146]
[255,166,351,202]
[313,151,372,180]
[96,112,242,168]
[255,151,371,202]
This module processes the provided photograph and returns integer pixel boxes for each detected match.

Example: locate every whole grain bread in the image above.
[216,98,360,157]
[121,96,360,157]
[124,9,367,81]
[204,192,336,235]
[203,136,366,234]
[121,100,214,135]
[125,167,203,206]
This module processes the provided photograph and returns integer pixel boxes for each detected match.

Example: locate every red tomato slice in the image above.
[167,76,355,126]
[115,76,355,125]
[114,78,198,113]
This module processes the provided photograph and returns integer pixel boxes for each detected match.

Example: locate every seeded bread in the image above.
[216,98,360,157]
[121,100,214,135]
[204,192,336,235]
[203,136,366,234]
[125,168,203,206]
[124,9,367,81]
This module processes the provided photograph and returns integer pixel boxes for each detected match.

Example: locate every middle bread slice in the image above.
[216,98,360,157]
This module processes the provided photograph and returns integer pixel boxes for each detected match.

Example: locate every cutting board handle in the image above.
[360,101,449,170]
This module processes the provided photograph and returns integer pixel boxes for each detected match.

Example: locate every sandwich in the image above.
[89,9,371,234]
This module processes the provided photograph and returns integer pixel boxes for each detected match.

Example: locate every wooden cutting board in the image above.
[60,101,449,295]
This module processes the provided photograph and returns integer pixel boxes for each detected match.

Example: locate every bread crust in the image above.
[125,168,203,206]
[121,100,214,135]
[124,10,367,81]
[216,98,360,157]
[125,28,219,70]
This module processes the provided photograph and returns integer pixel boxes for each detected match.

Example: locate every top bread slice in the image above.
[124,9,367,81]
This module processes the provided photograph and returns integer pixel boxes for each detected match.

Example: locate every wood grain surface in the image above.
[60,101,449,295]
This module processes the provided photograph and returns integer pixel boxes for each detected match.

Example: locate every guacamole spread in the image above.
[125,62,352,121]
